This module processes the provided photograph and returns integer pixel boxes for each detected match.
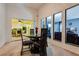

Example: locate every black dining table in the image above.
[23,35,41,53]
[23,34,47,55]
[23,35,41,41]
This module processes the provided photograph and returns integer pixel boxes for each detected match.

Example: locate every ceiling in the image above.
[24,3,44,10]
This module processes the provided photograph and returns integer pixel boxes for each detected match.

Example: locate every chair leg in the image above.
[20,45,23,56]
[20,51,22,56]
[29,45,30,48]
[29,44,32,49]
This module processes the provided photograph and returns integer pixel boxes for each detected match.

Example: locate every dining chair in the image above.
[20,30,33,55]
[39,28,48,56]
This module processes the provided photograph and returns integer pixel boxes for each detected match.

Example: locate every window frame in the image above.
[53,11,62,42]
[65,4,79,44]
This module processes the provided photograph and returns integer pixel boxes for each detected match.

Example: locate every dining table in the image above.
[23,35,41,41]
[23,34,47,55]
[23,34,41,53]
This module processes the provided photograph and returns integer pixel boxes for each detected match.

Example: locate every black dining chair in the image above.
[30,28,48,56]
[20,30,33,55]
[39,28,48,56]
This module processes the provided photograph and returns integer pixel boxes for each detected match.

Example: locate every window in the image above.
[46,16,51,38]
[65,4,79,46]
[53,12,62,41]
[41,18,45,28]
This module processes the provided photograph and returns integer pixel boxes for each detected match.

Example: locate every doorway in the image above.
[11,18,34,41]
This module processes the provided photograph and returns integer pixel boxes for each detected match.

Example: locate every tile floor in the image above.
[0,37,78,56]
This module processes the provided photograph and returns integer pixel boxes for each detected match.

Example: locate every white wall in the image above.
[6,4,37,20]
[38,3,79,55]
[6,4,38,42]
[0,3,38,47]
[0,4,6,47]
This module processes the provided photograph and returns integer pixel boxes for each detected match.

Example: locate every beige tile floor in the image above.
[0,37,78,56]
[47,39,79,56]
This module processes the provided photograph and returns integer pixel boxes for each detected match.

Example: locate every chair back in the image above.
[41,28,48,47]
[19,30,24,45]
[39,28,47,56]
[30,29,34,36]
